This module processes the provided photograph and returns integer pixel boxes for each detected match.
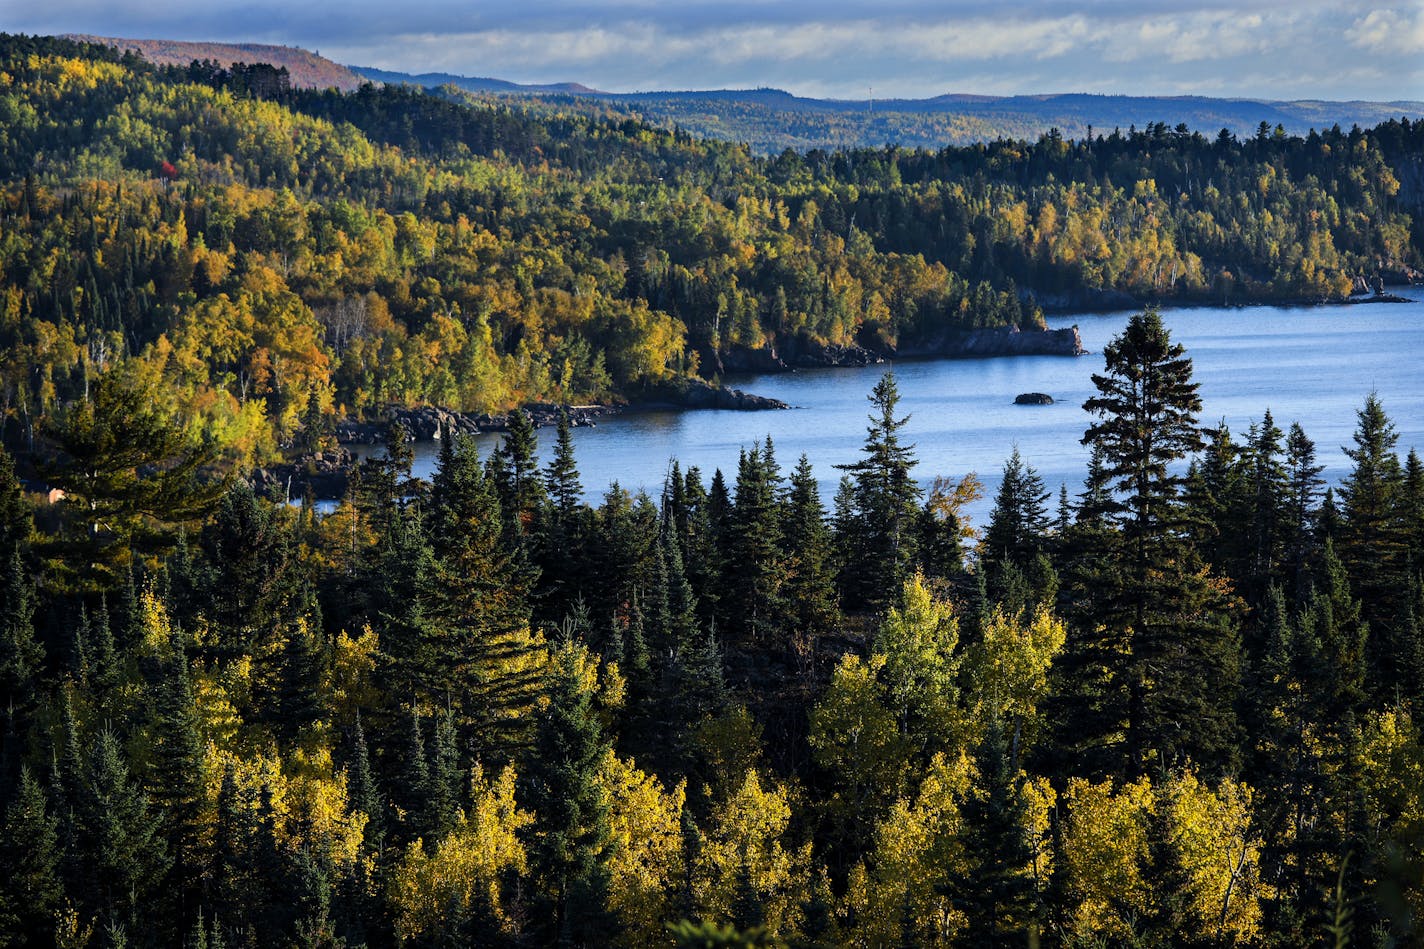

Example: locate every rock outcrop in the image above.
[895,324,1084,359]
[640,378,790,411]
[250,447,355,501]
[334,403,611,444]
[1014,392,1055,405]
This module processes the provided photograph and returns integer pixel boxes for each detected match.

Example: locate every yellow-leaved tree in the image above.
[596,750,687,945]
[963,605,1066,750]
[1060,771,1270,943]
[390,763,531,943]
[808,653,910,852]
[844,751,973,946]
[1060,775,1154,940]
[693,768,812,938]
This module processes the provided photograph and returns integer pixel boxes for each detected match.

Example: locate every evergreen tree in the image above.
[545,410,584,519]
[0,544,41,716]
[1077,308,1240,776]
[146,646,208,924]
[397,707,432,842]
[524,640,617,945]
[0,766,64,947]
[0,445,29,556]
[40,365,225,590]
[345,714,384,853]
[427,708,462,838]
[1338,393,1406,691]
[73,729,170,934]
[728,445,784,644]
[198,483,297,657]
[780,455,838,668]
[835,372,922,610]
[983,448,1051,604]
[493,408,546,524]
[959,711,1035,947]
[536,413,591,627]
[1244,410,1288,601]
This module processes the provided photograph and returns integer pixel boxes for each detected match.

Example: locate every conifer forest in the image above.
[1,32,1424,948]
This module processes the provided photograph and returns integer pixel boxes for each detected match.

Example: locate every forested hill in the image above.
[8,31,1424,949]
[0,32,1420,472]
[64,34,366,91]
[357,64,1424,152]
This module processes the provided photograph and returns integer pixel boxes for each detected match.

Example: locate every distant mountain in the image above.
[350,65,598,95]
[362,65,1424,151]
[64,35,365,91]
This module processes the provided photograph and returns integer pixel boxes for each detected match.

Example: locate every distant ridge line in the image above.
[62,34,365,91]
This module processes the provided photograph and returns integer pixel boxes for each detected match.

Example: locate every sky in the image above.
[14,0,1424,101]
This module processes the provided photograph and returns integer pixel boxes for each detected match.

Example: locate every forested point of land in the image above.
[0,33,1420,470]
[3,33,1424,947]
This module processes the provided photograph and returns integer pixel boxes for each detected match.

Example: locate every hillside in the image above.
[0,32,1419,471]
[64,33,365,90]
[357,64,1424,151]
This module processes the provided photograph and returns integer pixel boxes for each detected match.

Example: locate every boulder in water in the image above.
[1014,392,1054,405]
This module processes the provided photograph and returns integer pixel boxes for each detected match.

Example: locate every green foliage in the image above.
[0,33,1422,949]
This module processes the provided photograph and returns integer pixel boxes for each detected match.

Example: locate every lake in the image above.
[392,289,1424,528]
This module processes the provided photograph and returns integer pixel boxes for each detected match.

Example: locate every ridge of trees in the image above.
[0,33,1418,471]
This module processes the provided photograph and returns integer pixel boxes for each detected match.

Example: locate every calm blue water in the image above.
[396,289,1424,527]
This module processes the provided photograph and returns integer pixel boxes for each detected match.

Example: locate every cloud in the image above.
[1346,8,1424,55]
[13,0,1423,101]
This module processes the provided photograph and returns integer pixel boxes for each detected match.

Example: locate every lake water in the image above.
[394,289,1424,528]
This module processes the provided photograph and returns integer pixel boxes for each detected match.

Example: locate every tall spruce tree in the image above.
[1338,393,1406,692]
[73,729,170,934]
[0,766,63,947]
[983,448,1051,606]
[0,545,41,717]
[524,640,617,946]
[728,444,784,644]
[1076,308,1240,776]
[835,372,922,610]
[781,455,838,665]
[1283,422,1326,603]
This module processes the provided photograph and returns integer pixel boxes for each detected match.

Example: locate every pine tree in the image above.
[345,714,384,852]
[0,766,64,947]
[0,445,29,556]
[40,365,225,590]
[983,448,1051,605]
[427,708,462,838]
[524,640,616,945]
[199,483,296,656]
[535,414,591,628]
[73,729,170,934]
[1077,308,1240,777]
[540,409,580,512]
[959,711,1035,947]
[398,707,432,842]
[1338,393,1406,692]
[835,372,923,610]
[780,454,838,668]
[728,445,784,644]
[491,407,546,561]
[273,619,324,743]
[146,646,208,924]
[0,544,42,716]
[1245,410,1288,600]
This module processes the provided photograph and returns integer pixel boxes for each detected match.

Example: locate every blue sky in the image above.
[15,1,1424,100]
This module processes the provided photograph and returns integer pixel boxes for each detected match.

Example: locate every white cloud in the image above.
[1346,8,1424,55]
[18,0,1421,101]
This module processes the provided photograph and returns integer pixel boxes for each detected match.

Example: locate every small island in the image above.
[1015,392,1055,405]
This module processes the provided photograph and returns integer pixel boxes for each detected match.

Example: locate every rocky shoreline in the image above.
[251,383,789,500]
[706,322,1084,373]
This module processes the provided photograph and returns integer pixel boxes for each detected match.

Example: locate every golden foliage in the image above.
[596,751,687,946]
[390,764,531,942]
